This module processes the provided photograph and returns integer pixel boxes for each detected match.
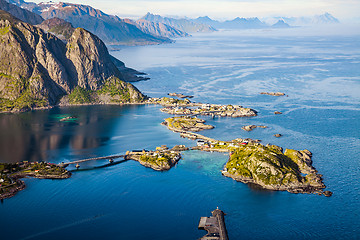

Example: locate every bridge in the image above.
[58,154,126,168]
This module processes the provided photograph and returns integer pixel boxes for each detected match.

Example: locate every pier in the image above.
[198,208,229,240]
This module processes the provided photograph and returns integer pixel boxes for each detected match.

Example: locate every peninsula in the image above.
[0,162,71,200]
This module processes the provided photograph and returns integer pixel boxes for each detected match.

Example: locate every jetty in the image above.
[198,208,229,240]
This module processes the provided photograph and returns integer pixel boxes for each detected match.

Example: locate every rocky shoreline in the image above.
[0,179,26,200]
[125,148,182,171]
[160,104,257,118]
[159,116,332,197]
[0,93,332,198]
[0,162,71,200]
[168,92,194,98]
[221,146,331,196]
[162,116,214,132]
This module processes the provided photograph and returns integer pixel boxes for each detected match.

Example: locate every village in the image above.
[160,103,257,118]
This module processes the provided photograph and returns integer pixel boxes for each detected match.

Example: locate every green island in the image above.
[0,162,71,200]
[0,91,332,198]
[0,145,185,200]
[125,146,183,171]
[159,116,332,197]
[146,97,193,106]
[162,116,214,132]
[160,102,257,118]
[222,144,332,196]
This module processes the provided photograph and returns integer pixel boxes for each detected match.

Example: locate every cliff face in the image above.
[36,17,149,83]
[0,10,72,109]
[36,17,74,41]
[0,0,43,25]
[66,28,122,90]
[0,10,145,112]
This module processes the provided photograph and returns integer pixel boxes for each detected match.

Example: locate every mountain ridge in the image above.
[133,19,190,38]
[0,0,42,25]
[0,10,145,112]
[6,0,173,45]
[0,1,149,82]
[141,12,216,33]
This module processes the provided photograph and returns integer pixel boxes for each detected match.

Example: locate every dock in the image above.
[198,208,229,240]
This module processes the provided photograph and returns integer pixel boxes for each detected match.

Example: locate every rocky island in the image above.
[162,116,214,132]
[222,144,331,196]
[160,102,257,118]
[0,162,71,200]
[159,116,332,197]
[168,92,194,98]
[260,92,286,96]
[125,148,181,171]
[241,125,267,131]
[147,97,194,106]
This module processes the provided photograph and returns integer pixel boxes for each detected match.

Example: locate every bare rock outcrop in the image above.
[0,11,145,112]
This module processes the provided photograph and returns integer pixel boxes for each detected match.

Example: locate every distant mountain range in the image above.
[3,0,341,47]
[271,20,291,28]
[142,12,339,32]
[141,12,216,33]
[193,16,267,29]
[262,12,340,26]
[124,18,190,38]
[194,13,339,29]
[4,0,173,45]
[0,0,42,24]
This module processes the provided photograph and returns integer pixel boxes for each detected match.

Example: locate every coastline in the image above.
[0,162,71,200]
[0,95,332,198]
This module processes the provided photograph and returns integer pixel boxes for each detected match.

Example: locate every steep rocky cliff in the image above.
[36,17,149,82]
[0,10,145,112]
[66,27,123,90]
[36,17,74,41]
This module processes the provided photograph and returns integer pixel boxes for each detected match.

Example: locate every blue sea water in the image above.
[1,28,360,239]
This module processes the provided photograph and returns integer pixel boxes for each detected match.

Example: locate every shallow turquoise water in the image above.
[1,29,360,239]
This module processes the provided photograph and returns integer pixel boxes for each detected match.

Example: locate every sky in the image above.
[31,0,360,21]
